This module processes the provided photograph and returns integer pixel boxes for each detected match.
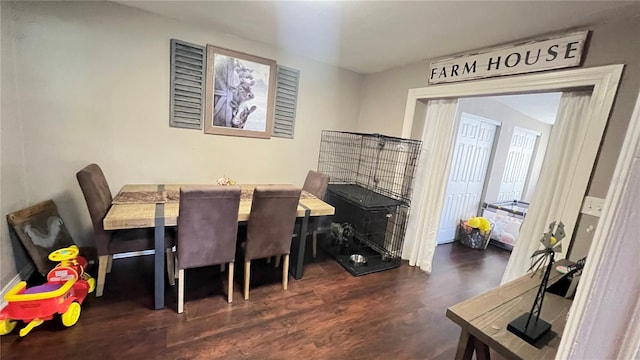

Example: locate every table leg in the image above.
[473,337,491,360]
[154,202,165,310]
[455,329,475,360]
[290,207,310,280]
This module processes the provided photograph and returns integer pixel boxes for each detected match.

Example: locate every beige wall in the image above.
[357,17,640,261]
[358,62,427,136]
[1,1,31,288]
[0,1,363,288]
[455,97,552,204]
[568,16,640,260]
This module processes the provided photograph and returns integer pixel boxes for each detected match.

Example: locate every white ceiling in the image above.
[488,93,562,125]
[117,1,640,74]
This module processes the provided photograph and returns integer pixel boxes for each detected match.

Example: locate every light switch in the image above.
[581,196,605,217]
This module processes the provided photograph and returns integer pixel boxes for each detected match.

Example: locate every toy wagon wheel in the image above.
[81,272,96,293]
[0,319,17,335]
[87,277,96,293]
[61,302,81,327]
[49,246,79,262]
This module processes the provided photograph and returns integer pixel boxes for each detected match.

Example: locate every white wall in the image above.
[0,1,363,288]
[357,17,640,261]
[455,97,552,204]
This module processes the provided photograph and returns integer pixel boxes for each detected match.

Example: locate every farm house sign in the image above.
[428,30,588,84]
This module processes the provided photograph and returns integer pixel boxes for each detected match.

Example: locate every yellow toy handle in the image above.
[48,245,79,263]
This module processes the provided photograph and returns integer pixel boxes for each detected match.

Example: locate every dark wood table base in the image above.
[456,329,490,360]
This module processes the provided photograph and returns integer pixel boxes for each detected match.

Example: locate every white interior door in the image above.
[497,127,539,202]
[437,113,498,244]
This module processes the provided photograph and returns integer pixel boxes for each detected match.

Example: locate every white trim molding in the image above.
[558,89,640,360]
[0,264,35,309]
[402,65,623,138]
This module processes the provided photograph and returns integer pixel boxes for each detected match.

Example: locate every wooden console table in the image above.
[446,259,573,359]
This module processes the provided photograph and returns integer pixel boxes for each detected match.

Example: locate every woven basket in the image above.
[456,220,492,250]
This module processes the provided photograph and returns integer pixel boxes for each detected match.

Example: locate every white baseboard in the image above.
[0,263,35,309]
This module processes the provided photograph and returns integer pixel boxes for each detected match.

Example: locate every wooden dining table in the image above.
[103,184,335,310]
[446,259,573,359]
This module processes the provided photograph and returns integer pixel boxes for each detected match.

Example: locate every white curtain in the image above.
[403,98,459,273]
[501,91,592,284]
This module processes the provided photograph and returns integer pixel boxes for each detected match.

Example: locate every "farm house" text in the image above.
[428,31,588,84]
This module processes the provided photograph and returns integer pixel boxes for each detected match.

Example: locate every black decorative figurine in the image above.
[507,221,566,345]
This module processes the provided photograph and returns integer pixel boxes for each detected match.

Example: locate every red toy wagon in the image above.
[0,246,95,337]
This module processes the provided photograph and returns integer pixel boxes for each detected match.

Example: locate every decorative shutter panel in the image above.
[169,39,205,129]
[272,65,300,139]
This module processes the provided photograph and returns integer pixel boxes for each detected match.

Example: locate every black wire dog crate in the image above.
[317,130,422,276]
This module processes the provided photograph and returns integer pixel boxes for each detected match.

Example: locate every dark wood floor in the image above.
[1,242,510,360]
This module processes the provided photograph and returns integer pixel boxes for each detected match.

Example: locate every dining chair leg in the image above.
[227,262,234,303]
[266,257,271,264]
[97,255,109,297]
[282,254,289,291]
[106,255,114,274]
[312,231,318,258]
[220,263,226,272]
[166,249,175,286]
[244,260,251,300]
[274,255,281,268]
[178,269,185,314]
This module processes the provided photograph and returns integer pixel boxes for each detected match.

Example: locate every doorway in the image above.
[437,112,498,244]
[402,65,624,354]
[496,126,540,203]
[436,93,560,247]
[402,65,622,278]
[400,65,629,357]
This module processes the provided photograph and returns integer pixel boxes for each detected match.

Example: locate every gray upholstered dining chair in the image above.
[76,163,175,297]
[302,170,330,258]
[176,186,241,313]
[241,185,301,300]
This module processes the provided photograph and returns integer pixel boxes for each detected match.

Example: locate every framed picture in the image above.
[6,200,77,276]
[204,45,277,138]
